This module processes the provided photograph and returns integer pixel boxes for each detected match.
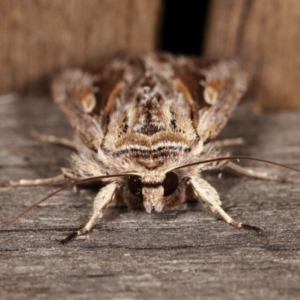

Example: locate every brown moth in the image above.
[3,52,287,243]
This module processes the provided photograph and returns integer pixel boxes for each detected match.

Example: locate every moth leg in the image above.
[61,181,118,244]
[210,138,244,148]
[225,161,291,183]
[1,174,66,187]
[31,131,77,150]
[190,176,261,231]
[0,167,78,188]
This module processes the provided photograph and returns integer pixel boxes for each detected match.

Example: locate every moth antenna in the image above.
[0,173,134,231]
[172,155,300,175]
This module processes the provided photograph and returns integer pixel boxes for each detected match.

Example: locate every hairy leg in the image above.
[225,161,291,183]
[61,181,118,244]
[0,168,76,187]
[31,131,77,150]
[190,176,261,232]
[210,137,244,148]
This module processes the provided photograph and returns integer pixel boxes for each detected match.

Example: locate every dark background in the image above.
[161,0,209,55]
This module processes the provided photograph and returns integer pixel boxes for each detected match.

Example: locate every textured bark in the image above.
[0,0,162,93]
[204,0,300,111]
[0,95,300,299]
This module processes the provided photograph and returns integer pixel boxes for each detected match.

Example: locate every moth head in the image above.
[126,171,182,213]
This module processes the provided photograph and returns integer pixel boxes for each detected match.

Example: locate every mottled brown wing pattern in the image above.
[168,56,248,142]
[51,69,104,151]
[51,55,145,148]
[51,53,248,153]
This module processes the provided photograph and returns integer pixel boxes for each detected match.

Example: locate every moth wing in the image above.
[51,69,103,152]
[172,57,248,142]
[51,55,145,152]
[51,54,248,152]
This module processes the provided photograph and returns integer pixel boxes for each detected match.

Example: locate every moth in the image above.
[3,52,289,243]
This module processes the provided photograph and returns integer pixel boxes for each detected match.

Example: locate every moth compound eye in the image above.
[163,172,178,196]
[127,176,143,198]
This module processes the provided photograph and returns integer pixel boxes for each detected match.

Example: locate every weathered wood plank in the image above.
[0,0,162,94]
[205,0,300,111]
[0,95,300,300]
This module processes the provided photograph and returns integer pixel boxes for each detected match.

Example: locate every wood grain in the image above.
[205,0,300,111]
[0,0,162,94]
[0,95,300,299]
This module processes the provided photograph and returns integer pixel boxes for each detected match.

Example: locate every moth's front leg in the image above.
[61,181,118,244]
[189,176,261,232]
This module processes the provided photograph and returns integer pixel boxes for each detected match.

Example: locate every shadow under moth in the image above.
[2,52,298,244]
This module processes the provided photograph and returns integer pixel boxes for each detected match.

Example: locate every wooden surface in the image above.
[0,0,162,94]
[1,95,300,300]
[205,0,300,111]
